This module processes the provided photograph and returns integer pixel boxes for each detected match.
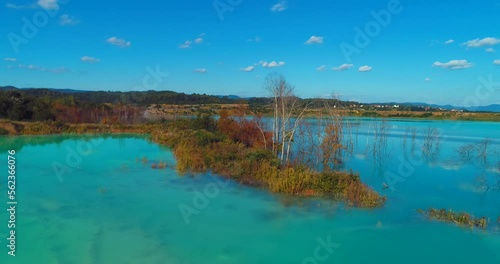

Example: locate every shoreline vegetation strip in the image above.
[0,118,385,208]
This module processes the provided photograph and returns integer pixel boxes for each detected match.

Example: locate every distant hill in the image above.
[1,86,499,112]
[0,86,89,93]
[469,104,500,112]
[24,88,91,94]
[0,86,240,105]
[0,86,91,93]
[216,95,242,100]
[367,101,500,113]
[0,86,17,91]
[404,102,500,113]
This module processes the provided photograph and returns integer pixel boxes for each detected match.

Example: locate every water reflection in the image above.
[421,127,441,162]
[0,134,146,153]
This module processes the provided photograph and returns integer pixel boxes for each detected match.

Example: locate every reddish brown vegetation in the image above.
[217,110,272,149]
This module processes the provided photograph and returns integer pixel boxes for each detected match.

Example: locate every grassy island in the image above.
[151,115,385,208]
[0,115,385,208]
[418,208,489,229]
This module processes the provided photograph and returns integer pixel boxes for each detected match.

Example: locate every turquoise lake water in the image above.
[0,119,499,263]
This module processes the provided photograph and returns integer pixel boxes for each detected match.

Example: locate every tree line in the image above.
[0,90,142,123]
[0,87,246,106]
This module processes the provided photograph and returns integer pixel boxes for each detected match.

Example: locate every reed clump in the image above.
[418,208,488,229]
[259,166,385,207]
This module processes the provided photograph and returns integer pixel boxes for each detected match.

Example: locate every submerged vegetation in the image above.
[151,113,385,207]
[418,208,489,229]
[457,138,493,167]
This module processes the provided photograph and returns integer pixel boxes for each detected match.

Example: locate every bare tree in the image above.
[264,73,283,153]
[264,73,304,164]
[264,74,353,170]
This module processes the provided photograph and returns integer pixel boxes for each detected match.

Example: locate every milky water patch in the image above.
[355,153,367,160]
[429,160,463,171]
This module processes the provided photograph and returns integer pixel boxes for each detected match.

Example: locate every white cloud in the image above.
[181,34,206,48]
[6,2,36,9]
[432,60,473,70]
[486,48,495,53]
[247,36,261,42]
[37,0,59,10]
[425,77,432,82]
[19,64,41,70]
[106,37,131,48]
[305,36,324,45]
[358,65,372,72]
[271,1,287,12]
[333,63,353,71]
[269,61,285,67]
[4,58,17,62]
[6,3,22,9]
[261,61,286,68]
[493,60,500,65]
[240,66,255,72]
[179,40,192,49]
[194,68,207,73]
[444,39,454,44]
[17,64,70,74]
[81,56,100,63]
[60,14,79,26]
[316,65,327,71]
[44,67,69,74]
[463,37,500,48]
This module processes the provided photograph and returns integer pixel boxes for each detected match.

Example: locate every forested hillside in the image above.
[0,87,248,122]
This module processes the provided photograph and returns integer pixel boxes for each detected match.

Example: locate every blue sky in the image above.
[1,0,499,105]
